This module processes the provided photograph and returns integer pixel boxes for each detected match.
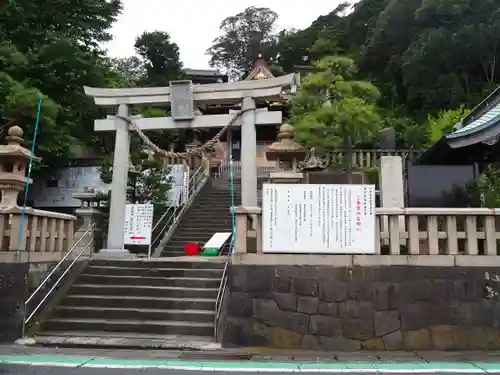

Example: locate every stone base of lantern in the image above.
[269,171,304,184]
[95,248,136,259]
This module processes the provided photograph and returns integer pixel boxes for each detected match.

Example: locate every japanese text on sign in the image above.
[262,184,376,254]
[123,204,154,246]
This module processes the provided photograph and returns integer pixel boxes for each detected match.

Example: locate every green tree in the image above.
[0,0,122,169]
[291,56,381,183]
[207,6,279,79]
[109,56,145,87]
[360,0,500,113]
[134,31,184,87]
[274,3,350,73]
[426,106,471,146]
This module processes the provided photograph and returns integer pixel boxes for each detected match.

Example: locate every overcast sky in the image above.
[105,0,343,69]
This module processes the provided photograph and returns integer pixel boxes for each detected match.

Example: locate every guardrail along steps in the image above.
[33,259,225,347]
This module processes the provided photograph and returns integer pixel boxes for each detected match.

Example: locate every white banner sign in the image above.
[262,184,376,254]
[123,204,154,246]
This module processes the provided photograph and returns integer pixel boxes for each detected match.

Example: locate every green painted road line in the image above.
[420,362,480,369]
[84,358,168,367]
[299,363,354,369]
[199,361,299,369]
[1,353,500,372]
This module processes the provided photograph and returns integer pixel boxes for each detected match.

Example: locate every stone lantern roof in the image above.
[0,126,36,160]
[265,123,307,166]
[0,126,40,207]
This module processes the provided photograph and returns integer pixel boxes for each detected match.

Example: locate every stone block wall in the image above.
[221,265,500,350]
[0,261,63,342]
[0,262,29,342]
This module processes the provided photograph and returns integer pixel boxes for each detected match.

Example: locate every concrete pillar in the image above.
[380,156,405,244]
[380,156,405,208]
[102,104,132,257]
[241,97,257,206]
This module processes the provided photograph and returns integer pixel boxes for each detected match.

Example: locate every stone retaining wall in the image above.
[0,262,29,342]
[221,265,500,350]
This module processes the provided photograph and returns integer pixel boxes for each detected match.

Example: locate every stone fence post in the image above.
[73,191,109,253]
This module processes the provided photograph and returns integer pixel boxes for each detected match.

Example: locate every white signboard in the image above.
[123,204,154,245]
[262,184,376,254]
[166,164,189,206]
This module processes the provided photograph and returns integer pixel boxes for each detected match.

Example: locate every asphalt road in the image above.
[0,365,492,375]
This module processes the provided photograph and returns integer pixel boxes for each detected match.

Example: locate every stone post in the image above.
[73,190,108,253]
[103,104,133,257]
[380,156,405,245]
[241,97,258,206]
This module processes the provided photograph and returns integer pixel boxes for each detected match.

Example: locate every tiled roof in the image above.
[447,87,500,139]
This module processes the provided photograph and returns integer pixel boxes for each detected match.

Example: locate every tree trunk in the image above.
[342,125,353,184]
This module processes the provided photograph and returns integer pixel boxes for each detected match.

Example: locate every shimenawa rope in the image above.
[115,107,254,159]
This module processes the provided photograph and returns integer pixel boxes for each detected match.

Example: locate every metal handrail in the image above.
[150,164,207,253]
[24,223,96,325]
[214,237,234,341]
[25,223,95,307]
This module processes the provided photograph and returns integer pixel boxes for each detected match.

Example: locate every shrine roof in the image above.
[245,55,275,81]
[414,85,500,165]
[446,85,500,146]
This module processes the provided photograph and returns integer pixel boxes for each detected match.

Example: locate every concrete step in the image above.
[178,216,231,222]
[62,295,216,310]
[84,266,223,278]
[168,234,227,242]
[41,318,214,337]
[174,228,232,234]
[188,206,232,211]
[69,284,219,299]
[52,306,215,323]
[161,251,227,258]
[170,228,231,235]
[77,275,221,288]
[169,236,230,244]
[89,259,224,270]
[178,219,232,224]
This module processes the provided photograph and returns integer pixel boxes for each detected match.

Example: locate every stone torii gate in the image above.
[84,74,299,255]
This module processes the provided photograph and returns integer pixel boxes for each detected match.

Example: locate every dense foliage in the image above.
[3,0,499,176]
[206,1,500,149]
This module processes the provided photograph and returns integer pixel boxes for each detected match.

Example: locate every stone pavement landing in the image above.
[18,332,219,350]
[2,344,500,363]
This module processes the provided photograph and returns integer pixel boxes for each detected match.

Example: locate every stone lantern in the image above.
[265,123,307,184]
[0,126,39,208]
[300,147,328,183]
[301,148,327,172]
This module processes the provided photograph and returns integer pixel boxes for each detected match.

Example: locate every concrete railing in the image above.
[233,206,500,256]
[0,207,77,262]
[218,149,422,173]
[218,160,281,176]
[328,149,421,168]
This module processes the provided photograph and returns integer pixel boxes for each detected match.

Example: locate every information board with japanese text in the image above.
[262,184,376,254]
[123,204,154,246]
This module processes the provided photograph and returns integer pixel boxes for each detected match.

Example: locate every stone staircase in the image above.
[33,259,224,348]
[30,176,265,348]
[160,177,264,257]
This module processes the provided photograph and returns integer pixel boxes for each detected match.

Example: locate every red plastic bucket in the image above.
[184,242,199,256]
